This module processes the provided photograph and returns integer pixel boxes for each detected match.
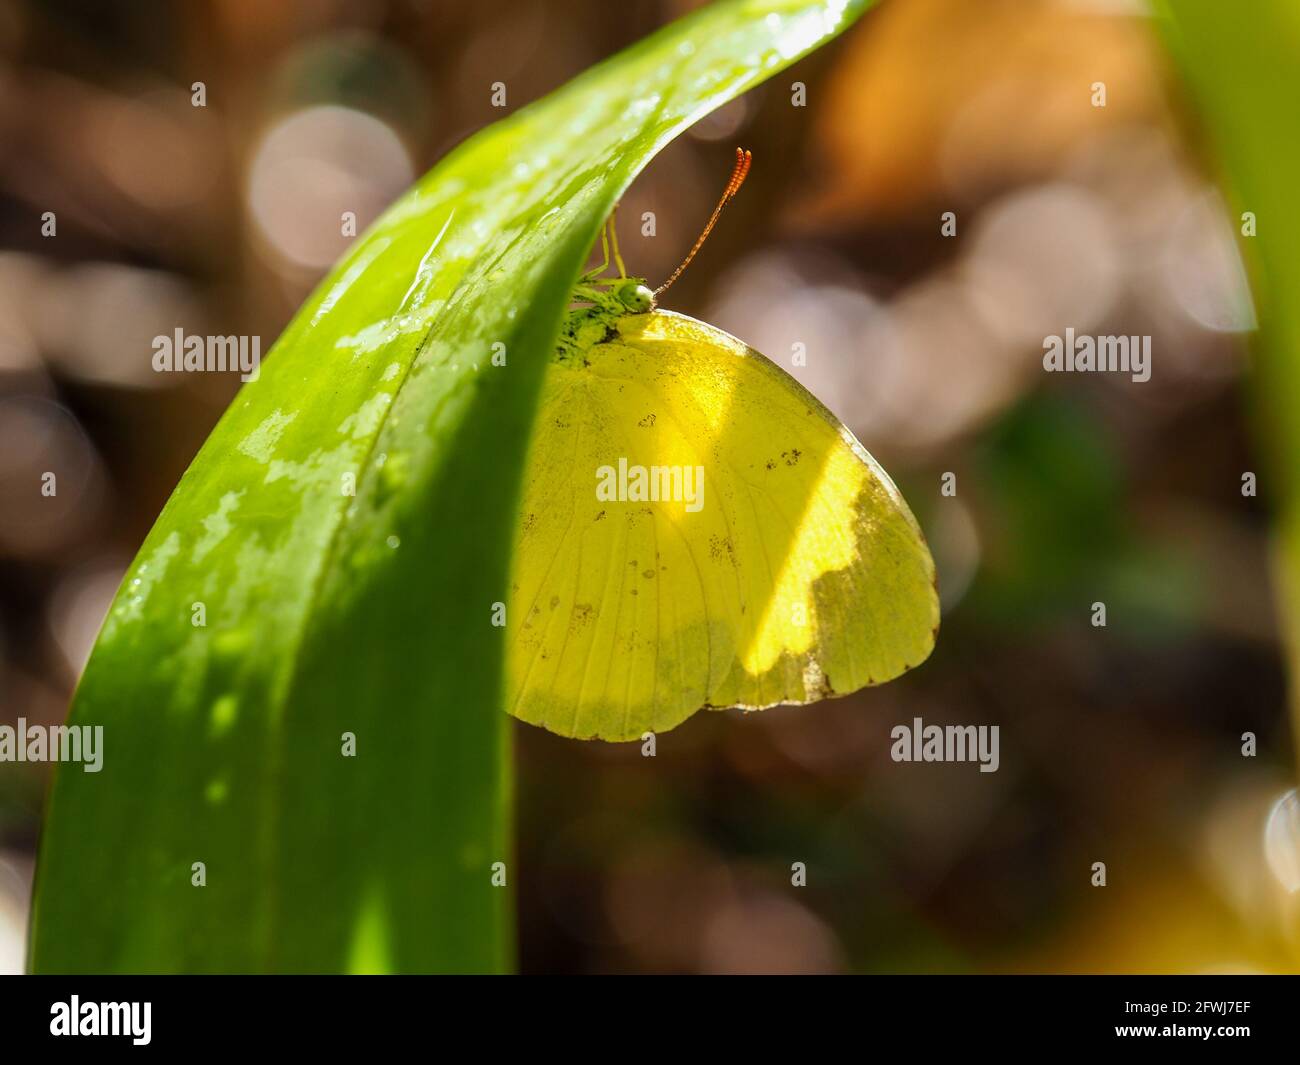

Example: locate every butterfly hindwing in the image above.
[510,309,938,740]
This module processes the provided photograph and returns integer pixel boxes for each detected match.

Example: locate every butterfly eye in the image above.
[619,283,655,313]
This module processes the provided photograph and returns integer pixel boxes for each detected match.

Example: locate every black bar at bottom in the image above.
[0,974,1292,1051]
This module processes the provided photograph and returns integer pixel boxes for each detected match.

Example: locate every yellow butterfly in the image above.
[510,149,938,741]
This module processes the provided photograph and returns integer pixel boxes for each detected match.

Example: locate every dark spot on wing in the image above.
[709,534,735,563]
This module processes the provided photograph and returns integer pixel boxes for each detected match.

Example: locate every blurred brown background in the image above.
[1,0,1297,973]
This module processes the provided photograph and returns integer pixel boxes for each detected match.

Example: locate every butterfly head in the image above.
[611,278,655,314]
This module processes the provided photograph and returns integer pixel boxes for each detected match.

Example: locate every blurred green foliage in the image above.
[1161,0,1300,755]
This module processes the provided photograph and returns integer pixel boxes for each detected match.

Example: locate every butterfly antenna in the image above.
[654,147,751,298]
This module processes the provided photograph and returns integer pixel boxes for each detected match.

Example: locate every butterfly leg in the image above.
[609,203,628,279]
[580,216,613,283]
